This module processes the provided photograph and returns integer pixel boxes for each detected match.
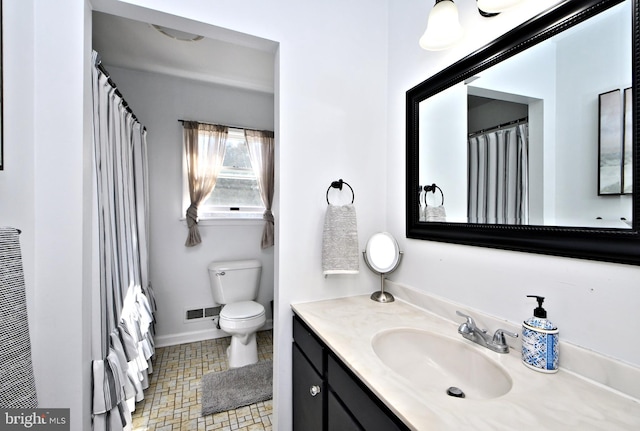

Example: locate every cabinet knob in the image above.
[309,385,321,397]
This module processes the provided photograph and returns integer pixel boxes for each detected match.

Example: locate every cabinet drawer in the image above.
[328,354,408,431]
[293,314,324,374]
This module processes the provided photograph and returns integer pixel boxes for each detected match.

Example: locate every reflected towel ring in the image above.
[326,179,355,205]
[424,183,444,206]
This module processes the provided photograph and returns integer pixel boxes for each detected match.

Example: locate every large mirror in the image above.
[407,0,640,265]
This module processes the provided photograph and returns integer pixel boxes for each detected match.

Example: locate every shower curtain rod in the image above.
[177,119,273,134]
[95,58,145,131]
[468,116,528,138]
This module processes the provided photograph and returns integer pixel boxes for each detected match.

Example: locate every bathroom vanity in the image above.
[291,290,640,430]
[292,313,410,431]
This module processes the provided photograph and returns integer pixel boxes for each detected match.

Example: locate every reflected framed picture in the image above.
[598,89,623,195]
[623,87,633,194]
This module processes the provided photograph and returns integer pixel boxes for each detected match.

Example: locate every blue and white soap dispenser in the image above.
[522,295,559,373]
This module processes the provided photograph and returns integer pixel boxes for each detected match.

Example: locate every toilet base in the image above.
[227,332,259,368]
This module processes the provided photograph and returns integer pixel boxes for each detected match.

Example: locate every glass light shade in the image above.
[419,0,464,51]
[476,0,523,13]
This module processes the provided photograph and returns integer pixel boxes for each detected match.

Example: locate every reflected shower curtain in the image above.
[468,123,529,224]
[91,51,156,431]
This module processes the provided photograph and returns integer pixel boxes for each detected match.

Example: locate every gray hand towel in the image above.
[322,204,360,275]
[426,205,447,222]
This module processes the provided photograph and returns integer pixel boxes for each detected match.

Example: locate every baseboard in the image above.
[155,319,273,348]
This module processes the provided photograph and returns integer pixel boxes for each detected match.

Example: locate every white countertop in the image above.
[292,294,640,430]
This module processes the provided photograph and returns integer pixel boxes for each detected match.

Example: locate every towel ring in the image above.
[424,183,444,206]
[326,179,355,205]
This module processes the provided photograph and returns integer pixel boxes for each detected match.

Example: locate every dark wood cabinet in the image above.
[292,314,410,431]
[292,343,324,431]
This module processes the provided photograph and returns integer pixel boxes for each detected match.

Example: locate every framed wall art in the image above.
[598,89,623,195]
[623,87,633,194]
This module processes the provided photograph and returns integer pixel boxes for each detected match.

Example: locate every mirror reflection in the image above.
[419,0,632,228]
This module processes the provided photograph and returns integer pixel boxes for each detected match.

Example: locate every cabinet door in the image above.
[328,355,409,431]
[292,343,324,431]
[328,391,363,431]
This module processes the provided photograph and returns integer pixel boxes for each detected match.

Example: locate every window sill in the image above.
[180,213,265,227]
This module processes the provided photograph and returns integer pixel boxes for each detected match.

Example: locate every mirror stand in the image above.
[363,232,403,303]
[363,249,403,303]
[370,271,396,303]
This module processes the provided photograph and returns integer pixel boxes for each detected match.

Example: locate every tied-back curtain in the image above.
[245,130,275,248]
[183,122,228,247]
[91,51,156,431]
[468,123,529,224]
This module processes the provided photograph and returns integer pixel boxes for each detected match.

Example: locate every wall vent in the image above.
[185,306,221,322]
[205,306,220,317]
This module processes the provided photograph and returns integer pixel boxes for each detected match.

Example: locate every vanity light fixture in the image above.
[419,0,523,51]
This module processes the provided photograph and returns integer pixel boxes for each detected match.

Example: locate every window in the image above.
[183,128,265,219]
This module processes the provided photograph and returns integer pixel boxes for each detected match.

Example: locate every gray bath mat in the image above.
[201,360,273,416]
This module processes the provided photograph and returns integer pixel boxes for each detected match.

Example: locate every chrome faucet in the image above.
[455,311,518,354]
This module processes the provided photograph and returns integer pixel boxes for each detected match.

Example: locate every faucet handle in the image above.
[492,329,519,346]
[456,310,474,325]
[456,311,480,334]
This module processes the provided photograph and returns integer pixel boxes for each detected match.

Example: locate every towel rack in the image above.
[423,183,444,206]
[326,179,355,205]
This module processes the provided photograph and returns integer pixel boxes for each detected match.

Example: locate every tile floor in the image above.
[131,330,273,431]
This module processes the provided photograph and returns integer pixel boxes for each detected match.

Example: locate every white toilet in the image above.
[208,259,266,368]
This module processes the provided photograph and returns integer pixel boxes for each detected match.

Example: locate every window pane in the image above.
[204,177,263,207]
[223,140,252,169]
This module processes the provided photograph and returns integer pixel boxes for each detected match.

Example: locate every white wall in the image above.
[8,0,639,429]
[1,0,94,429]
[388,0,640,373]
[5,0,390,429]
[104,66,276,345]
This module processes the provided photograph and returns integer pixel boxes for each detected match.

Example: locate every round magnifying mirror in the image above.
[363,232,402,303]
[365,232,401,273]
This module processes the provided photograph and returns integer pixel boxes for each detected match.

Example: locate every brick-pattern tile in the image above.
[131,330,273,431]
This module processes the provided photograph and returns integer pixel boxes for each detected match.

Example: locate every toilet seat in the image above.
[220,301,265,320]
[219,301,266,331]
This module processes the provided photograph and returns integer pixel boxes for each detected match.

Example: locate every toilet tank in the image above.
[207,259,262,304]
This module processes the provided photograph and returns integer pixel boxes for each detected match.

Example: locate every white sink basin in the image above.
[372,328,512,400]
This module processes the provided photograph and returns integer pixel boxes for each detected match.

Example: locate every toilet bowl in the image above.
[208,259,265,368]
[219,301,266,368]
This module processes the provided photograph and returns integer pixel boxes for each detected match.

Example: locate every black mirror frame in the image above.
[406,0,640,265]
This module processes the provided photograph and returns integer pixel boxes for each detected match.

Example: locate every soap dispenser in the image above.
[522,295,559,373]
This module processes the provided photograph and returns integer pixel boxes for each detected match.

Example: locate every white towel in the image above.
[322,204,360,275]
[426,205,447,222]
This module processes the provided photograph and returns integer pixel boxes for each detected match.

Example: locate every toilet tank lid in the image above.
[208,259,261,271]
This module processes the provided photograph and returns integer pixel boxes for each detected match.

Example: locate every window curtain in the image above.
[245,130,275,248]
[91,51,157,431]
[467,123,529,224]
[183,122,228,247]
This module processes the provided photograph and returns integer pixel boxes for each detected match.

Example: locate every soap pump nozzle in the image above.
[527,295,547,318]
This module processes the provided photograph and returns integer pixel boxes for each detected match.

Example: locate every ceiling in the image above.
[92,11,276,94]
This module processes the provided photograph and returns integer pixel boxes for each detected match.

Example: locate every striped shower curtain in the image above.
[467,123,529,224]
[91,51,156,431]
